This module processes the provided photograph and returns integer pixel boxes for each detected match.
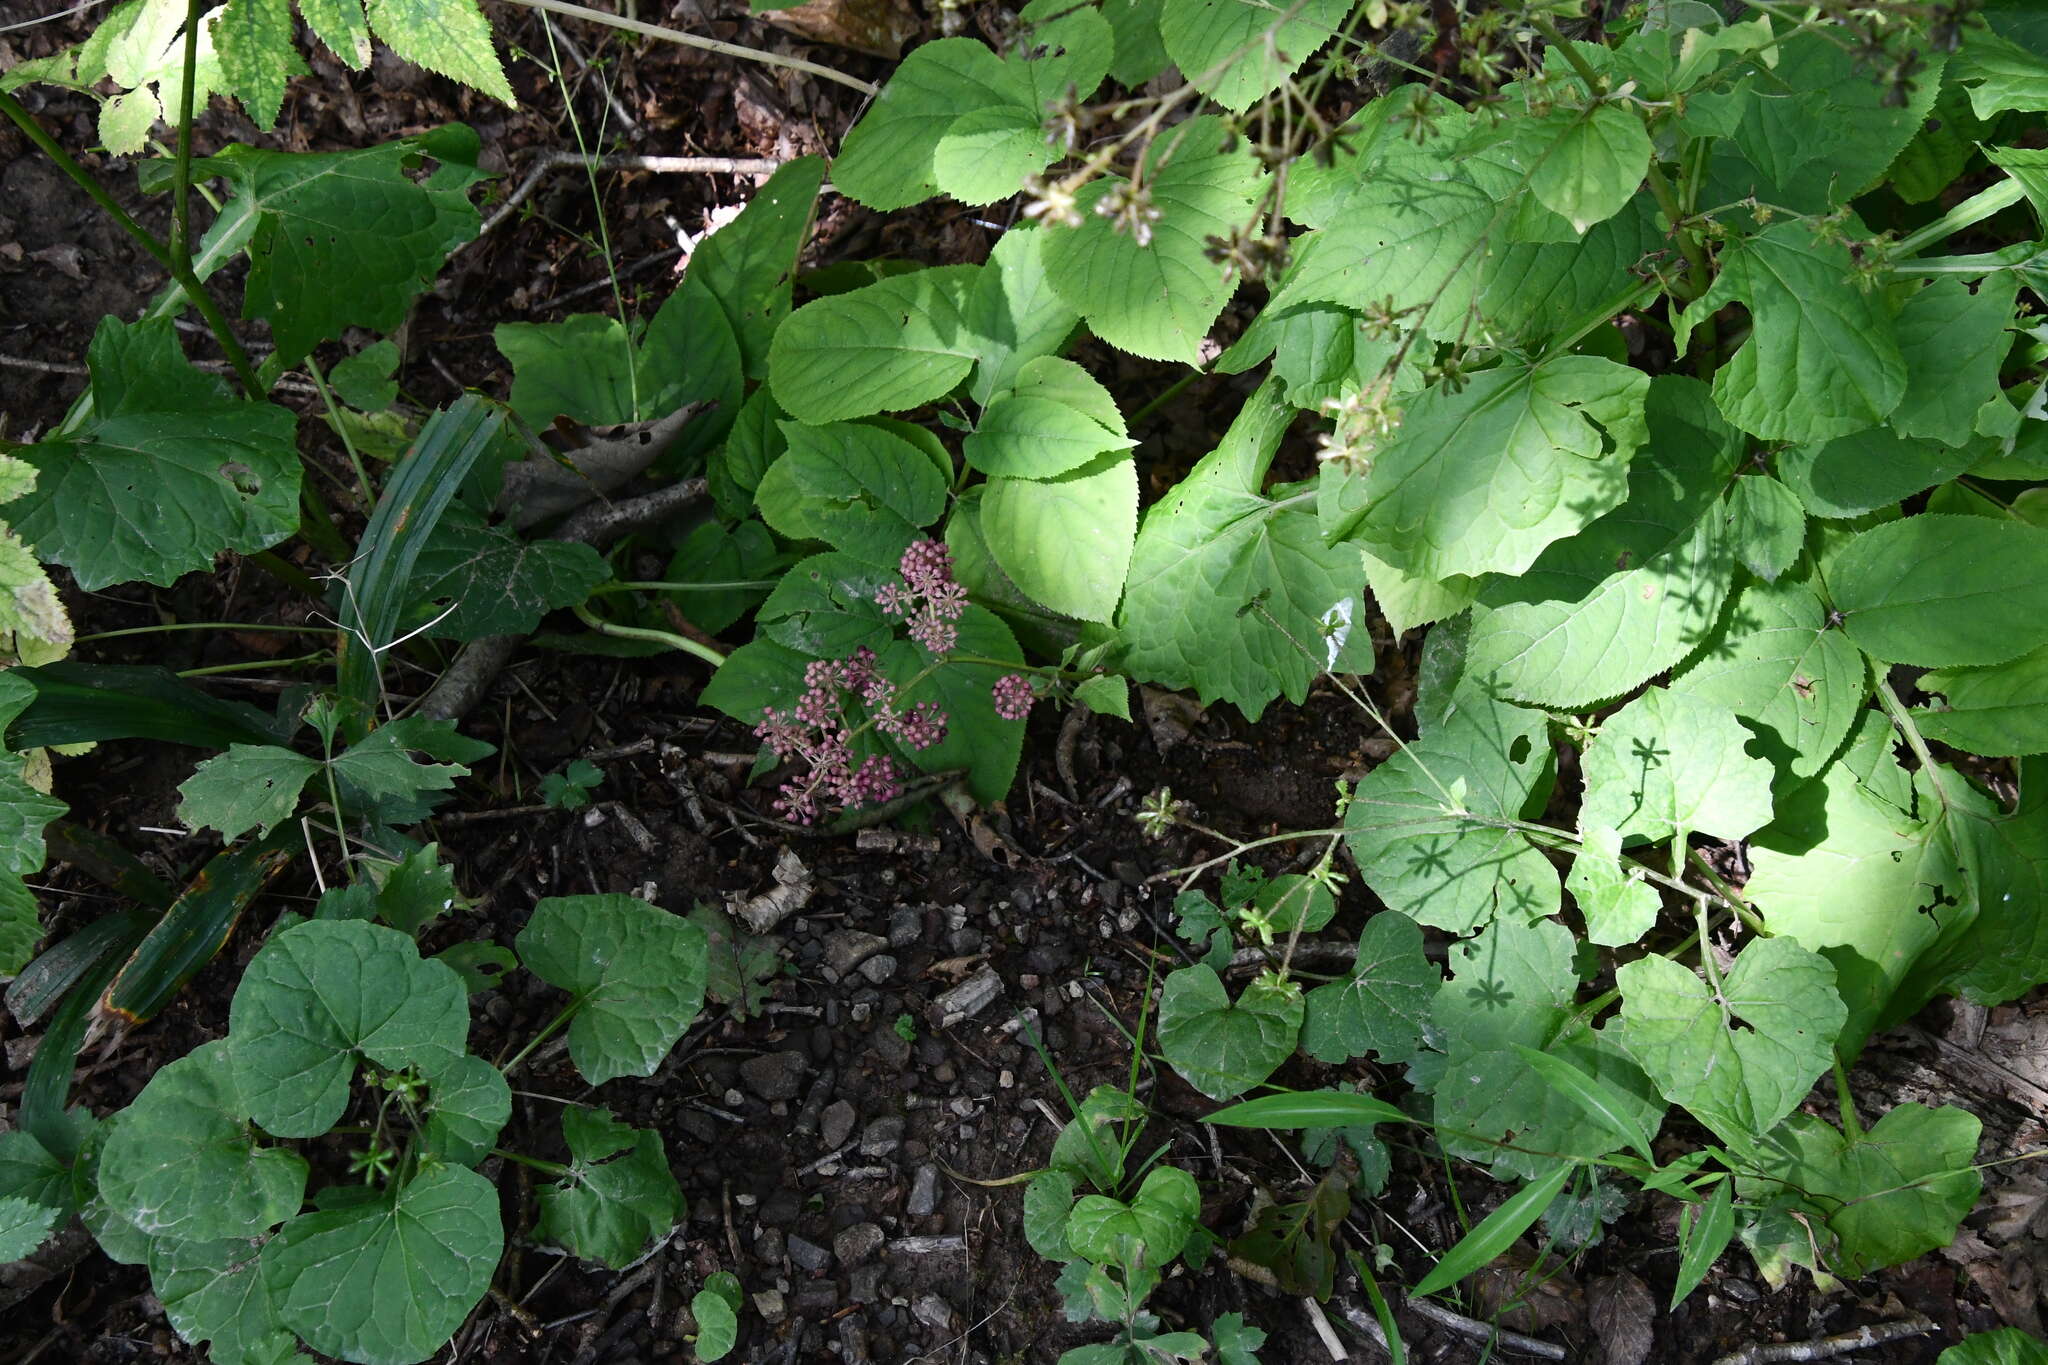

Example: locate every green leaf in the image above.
[1344,694,1558,933]
[1065,1166,1200,1265]
[1674,222,1904,443]
[98,1041,307,1241]
[1115,380,1372,720]
[407,508,610,640]
[1412,1162,1574,1297]
[0,1195,61,1261]
[768,266,980,423]
[8,318,300,591]
[1361,549,1479,638]
[692,1272,743,1361]
[214,0,304,129]
[1579,687,1774,846]
[1205,1091,1411,1131]
[686,156,825,378]
[755,421,948,566]
[495,315,643,425]
[1753,1104,1981,1276]
[262,1162,501,1365]
[1211,1312,1266,1365]
[879,604,1027,803]
[1072,674,1131,721]
[177,744,320,840]
[365,0,513,105]
[1158,0,1352,111]
[538,1106,683,1270]
[1478,103,1652,234]
[331,340,400,411]
[0,758,67,976]
[189,134,482,363]
[150,1234,300,1365]
[755,551,897,658]
[1776,425,1979,520]
[1827,514,2048,666]
[1050,1085,1146,1189]
[1952,27,2048,119]
[981,453,1137,623]
[1301,912,1440,1065]
[1890,274,2018,447]
[1906,757,2048,1021]
[1041,116,1261,364]
[1155,966,1303,1102]
[1670,1180,1734,1308]
[1667,566,1867,786]
[961,230,1081,407]
[934,107,1059,209]
[229,920,469,1138]
[516,894,708,1085]
[1512,1043,1657,1161]
[1616,938,1846,1155]
[1431,915,1580,1056]
[1332,356,1648,581]
[1915,643,2048,756]
[1024,1169,1076,1261]
[421,1055,510,1166]
[966,380,1134,480]
[832,39,1022,210]
[1725,474,1805,582]
[1941,1330,2048,1365]
[1567,824,1661,947]
[329,716,484,822]
[1723,32,1943,207]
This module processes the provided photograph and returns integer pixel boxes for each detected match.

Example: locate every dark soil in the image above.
[2,3,2045,1364]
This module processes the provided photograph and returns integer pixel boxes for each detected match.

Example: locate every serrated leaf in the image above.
[329,716,478,819]
[832,39,1022,210]
[263,1162,501,1365]
[768,266,980,423]
[517,894,707,1085]
[1361,549,1479,638]
[1158,0,1352,111]
[1115,380,1371,719]
[191,135,482,363]
[1952,27,2048,119]
[494,315,643,425]
[981,453,1137,623]
[0,1195,61,1261]
[1344,694,1558,933]
[1753,1104,1981,1276]
[229,920,469,1138]
[1479,103,1652,234]
[1580,688,1774,847]
[99,1041,307,1240]
[537,1106,682,1269]
[365,0,513,105]
[1301,911,1439,1065]
[1827,514,2048,666]
[1065,1165,1200,1265]
[754,420,948,567]
[214,0,304,129]
[1072,673,1131,721]
[177,743,320,840]
[1331,356,1648,581]
[1617,938,1846,1155]
[1040,116,1261,364]
[0,750,67,975]
[8,318,299,591]
[932,105,1057,206]
[421,1055,510,1166]
[1725,474,1805,581]
[407,510,610,640]
[1568,824,1661,947]
[1724,32,1943,207]
[1890,274,2018,447]
[1156,967,1302,1101]
[1776,424,1978,520]
[1916,644,2048,756]
[150,1234,300,1365]
[965,395,1133,479]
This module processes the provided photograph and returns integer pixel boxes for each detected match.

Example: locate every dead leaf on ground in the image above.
[756,0,918,58]
[1588,1271,1656,1365]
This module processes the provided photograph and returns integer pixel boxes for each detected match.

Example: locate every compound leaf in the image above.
[365,0,514,105]
[516,894,708,1085]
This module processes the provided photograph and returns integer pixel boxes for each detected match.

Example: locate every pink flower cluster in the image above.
[992,673,1035,722]
[875,539,968,654]
[753,648,948,825]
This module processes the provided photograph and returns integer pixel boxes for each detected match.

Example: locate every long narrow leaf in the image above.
[1671,1179,1735,1308]
[1412,1163,1575,1297]
[6,663,285,750]
[102,830,297,1023]
[1512,1044,1660,1160]
[20,920,144,1159]
[6,909,155,1027]
[1205,1090,1412,1131]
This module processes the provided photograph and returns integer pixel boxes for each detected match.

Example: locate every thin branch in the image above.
[475,150,786,239]
[498,0,878,95]
[1708,1316,1936,1365]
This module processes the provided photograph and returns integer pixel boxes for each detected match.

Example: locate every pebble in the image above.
[840,1319,871,1365]
[912,1294,956,1333]
[821,1099,857,1151]
[793,1282,839,1314]
[824,929,889,977]
[786,1233,832,1274]
[858,953,898,985]
[859,1116,905,1158]
[869,1022,913,1070]
[755,1228,785,1264]
[888,907,923,947]
[834,1221,884,1267]
[931,966,1003,1026]
[739,1051,809,1102]
[907,1164,940,1218]
[751,1289,786,1326]
[848,1263,885,1303]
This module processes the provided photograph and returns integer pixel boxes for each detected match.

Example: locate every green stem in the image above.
[0,92,260,397]
[179,651,331,677]
[1129,368,1203,426]
[1874,678,1954,816]
[173,0,201,278]
[570,601,726,665]
[592,579,781,594]
[1693,897,1727,1003]
[1528,14,1608,96]
[500,1000,581,1078]
[77,621,333,643]
[490,1148,573,1177]
[1892,179,2027,260]
[304,357,376,507]
[1685,847,1767,936]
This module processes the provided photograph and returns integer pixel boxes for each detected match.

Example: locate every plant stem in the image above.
[1891,179,2027,260]
[0,92,260,397]
[78,621,333,642]
[490,1148,573,1177]
[173,0,201,277]
[501,0,877,95]
[1874,677,1954,815]
[1130,368,1203,425]
[570,601,726,665]
[179,651,331,677]
[1528,14,1607,96]
[500,1001,581,1078]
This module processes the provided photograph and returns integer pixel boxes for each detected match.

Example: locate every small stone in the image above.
[821,1100,858,1151]
[824,929,889,977]
[858,953,898,985]
[931,1062,956,1084]
[834,1221,885,1267]
[751,1289,786,1326]
[723,1089,744,1108]
[786,1234,832,1273]
[840,1318,872,1365]
[848,1264,885,1304]
[859,1117,905,1159]
[793,1282,839,1314]
[755,1228,786,1264]
[912,1294,956,1332]
[999,1069,1014,1088]
[888,907,923,947]
[907,1164,940,1218]
[931,966,1003,1026]
[869,1021,913,1070]
[739,1050,810,1102]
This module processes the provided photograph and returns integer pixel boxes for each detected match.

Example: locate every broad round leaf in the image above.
[516,894,708,1085]
[981,454,1137,623]
[1828,514,2048,666]
[1579,688,1775,846]
[1155,966,1302,1102]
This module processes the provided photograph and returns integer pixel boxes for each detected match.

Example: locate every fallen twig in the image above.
[475,150,786,239]
[1708,1316,1937,1365]
[1407,1299,1566,1360]
[500,0,879,95]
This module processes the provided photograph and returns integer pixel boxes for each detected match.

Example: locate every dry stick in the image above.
[474,151,787,239]
[538,11,640,136]
[416,478,710,722]
[1708,1316,1938,1365]
[499,0,878,95]
[1406,1299,1567,1361]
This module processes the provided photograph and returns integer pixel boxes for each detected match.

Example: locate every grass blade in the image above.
[1205,1090,1411,1131]
[1412,1162,1574,1298]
